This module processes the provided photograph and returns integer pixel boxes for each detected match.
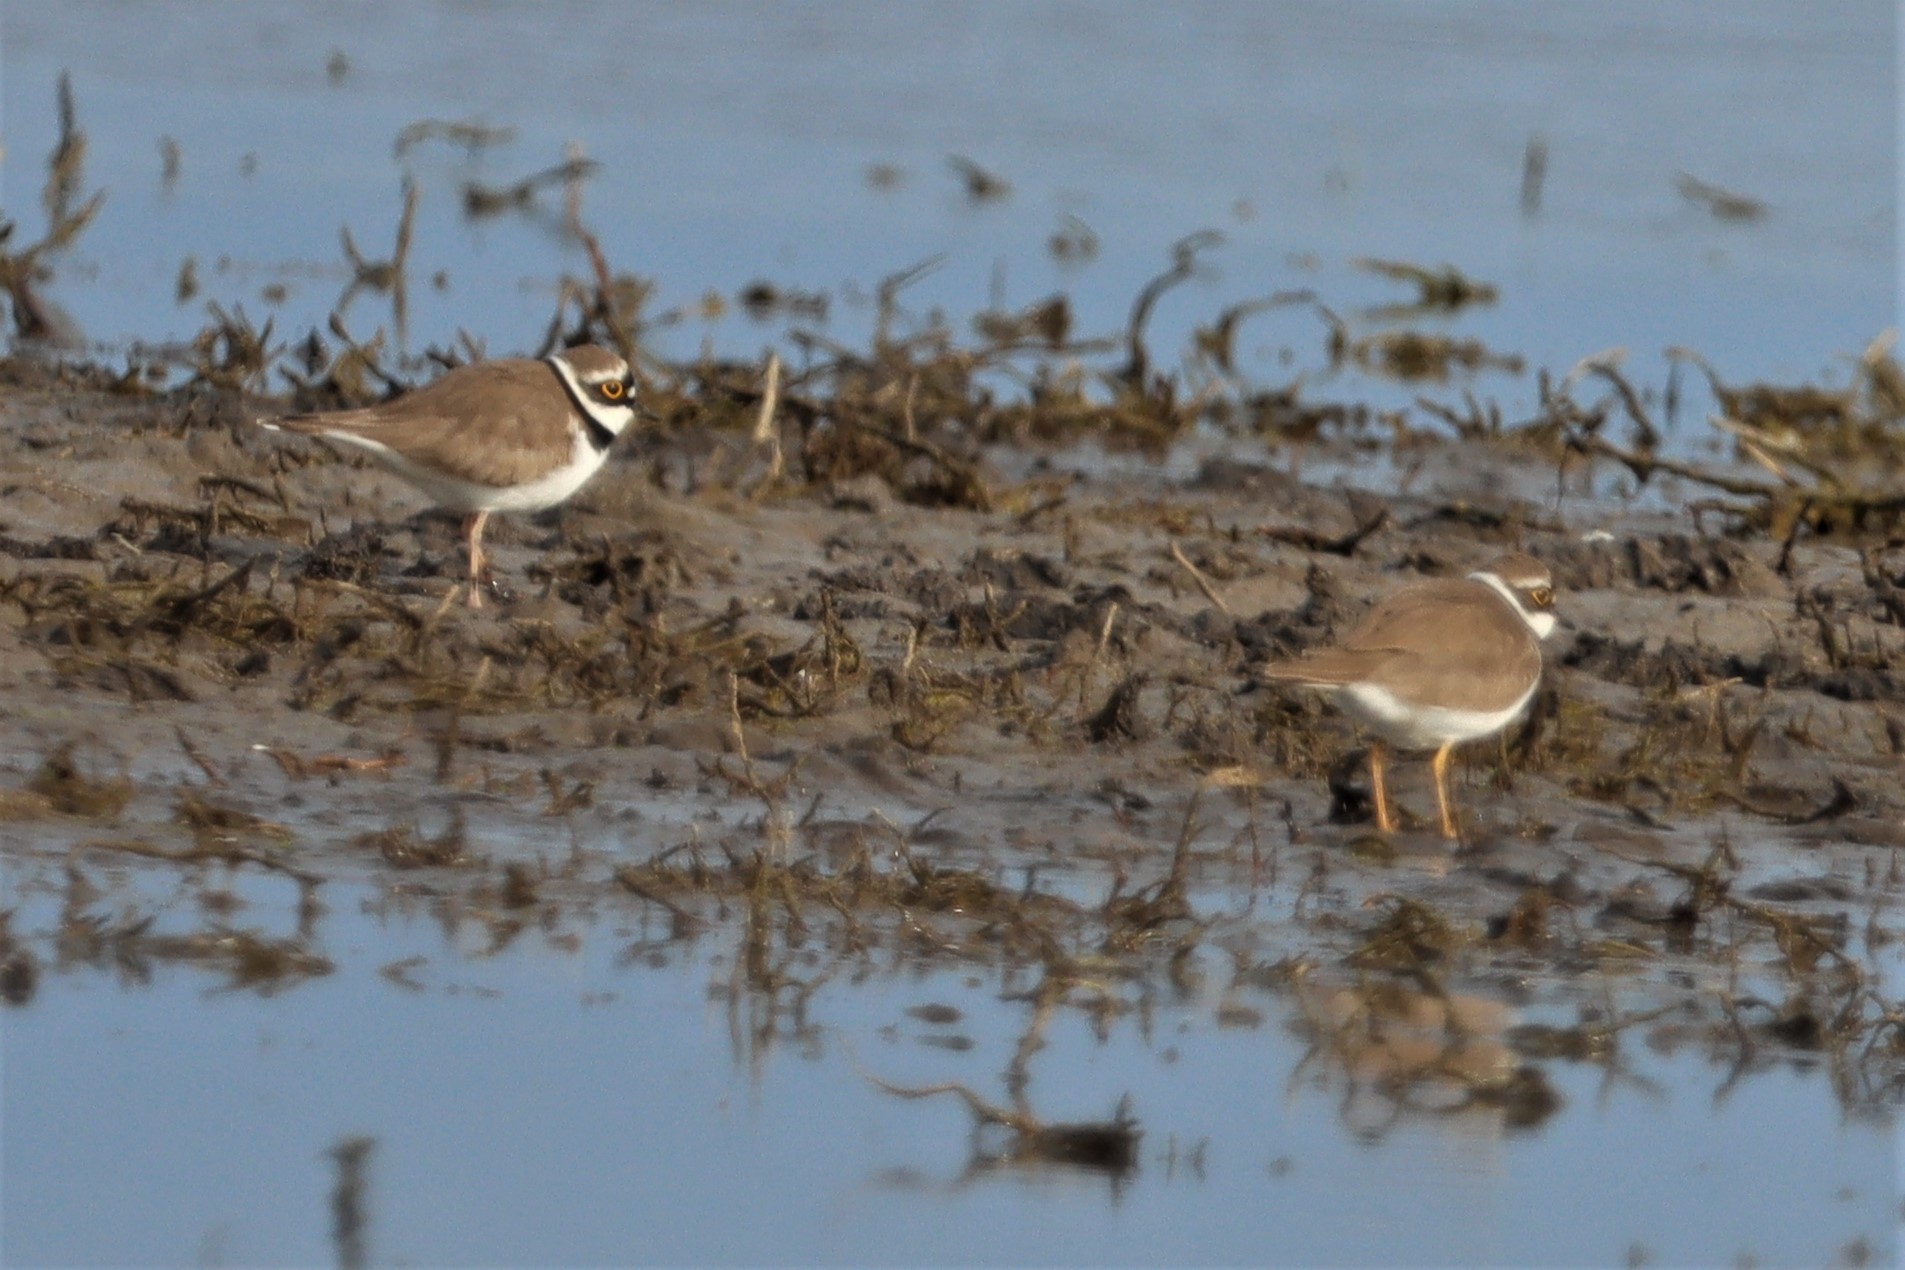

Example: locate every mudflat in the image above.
[3,335,1903,1133]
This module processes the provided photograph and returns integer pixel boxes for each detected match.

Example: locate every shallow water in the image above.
[3,1,1895,420]
[5,862,1895,1267]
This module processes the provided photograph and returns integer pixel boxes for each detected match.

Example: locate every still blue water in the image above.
[2,1,1894,410]
[5,869,1895,1266]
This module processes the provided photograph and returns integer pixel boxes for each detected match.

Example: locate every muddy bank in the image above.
[2,336,1904,1137]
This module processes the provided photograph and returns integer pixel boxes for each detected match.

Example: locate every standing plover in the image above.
[1258,553,1557,838]
[262,344,642,606]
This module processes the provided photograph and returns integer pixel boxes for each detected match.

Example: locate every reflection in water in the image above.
[328,1135,375,1270]
[3,770,1900,1263]
[864,977,1143,1192]
[1289,978,1561,1143]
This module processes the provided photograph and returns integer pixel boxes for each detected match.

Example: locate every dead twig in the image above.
[1168,541,1233,616]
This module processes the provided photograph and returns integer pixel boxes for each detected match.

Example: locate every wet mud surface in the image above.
[3,323,1904,1160]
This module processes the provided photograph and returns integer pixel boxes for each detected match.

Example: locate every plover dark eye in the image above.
[600,380,625,399]
[1528,586,1554,608]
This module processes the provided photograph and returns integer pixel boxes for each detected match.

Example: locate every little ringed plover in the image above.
[1257,552,1557,839]
[261,344,642,607]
